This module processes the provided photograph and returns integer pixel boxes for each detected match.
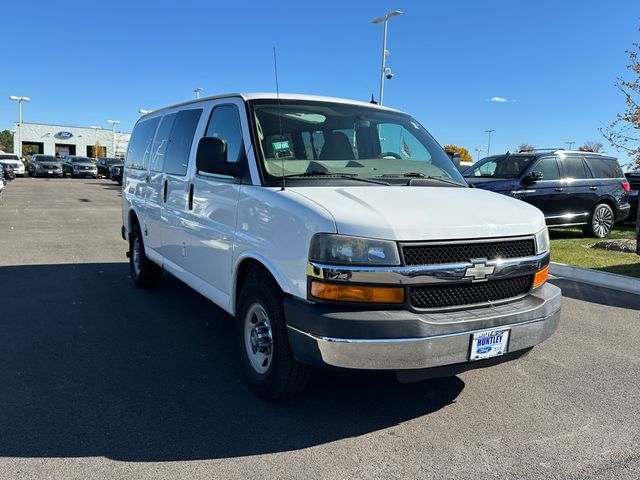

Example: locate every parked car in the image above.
[28,154,63,178]
[121,93,561,399]
[625,170,640,224]
[464,150,631,238]
[0,154,26,176]
[0,162,16,182]
[109,163,124,184]
[62,156,98,178]
[96,157,124,178]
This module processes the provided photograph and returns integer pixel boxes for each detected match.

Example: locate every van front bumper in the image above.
[285,282,561,371]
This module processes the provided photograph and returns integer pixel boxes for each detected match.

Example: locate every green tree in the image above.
[602,28,640,168]
[442,144,472,162]
[0,130,13,153]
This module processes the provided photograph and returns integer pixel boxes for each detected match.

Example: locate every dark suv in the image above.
[96,157,123,178]
[464,150,631,238]
[62,156,98,178]
[28,154,63,178]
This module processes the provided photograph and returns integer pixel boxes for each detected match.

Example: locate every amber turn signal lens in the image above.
[310,281,404,304]
[533,266,549,288]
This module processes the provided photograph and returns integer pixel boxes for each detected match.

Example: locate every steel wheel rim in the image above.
[132,237,142,276]
[593,206,613,237]
[244,303,274,375]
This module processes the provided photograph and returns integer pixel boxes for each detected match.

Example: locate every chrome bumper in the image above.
[286,283,561,371]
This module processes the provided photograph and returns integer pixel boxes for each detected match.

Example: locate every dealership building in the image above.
[13,122,131,158]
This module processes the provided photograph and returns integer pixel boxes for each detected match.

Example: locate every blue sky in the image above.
[1,0,638,162]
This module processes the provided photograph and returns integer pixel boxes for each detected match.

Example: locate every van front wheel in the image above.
[237,274,311,399]
[129,223,162,288]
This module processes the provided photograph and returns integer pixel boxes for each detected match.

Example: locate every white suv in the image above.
[0,154,25,176]
[122,93,561,399]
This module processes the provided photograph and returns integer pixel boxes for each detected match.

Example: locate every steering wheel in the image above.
[379,151,402,159]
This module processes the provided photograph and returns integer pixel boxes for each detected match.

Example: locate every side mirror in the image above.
[445,150,461,169]
[195,136,241,177]
[523,171,544,184]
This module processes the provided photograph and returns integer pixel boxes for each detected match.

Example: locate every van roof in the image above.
[141,92,404,118]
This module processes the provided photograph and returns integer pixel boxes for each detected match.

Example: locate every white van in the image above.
[122,93,561,399]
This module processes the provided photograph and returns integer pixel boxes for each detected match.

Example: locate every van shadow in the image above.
[0,263,464,461]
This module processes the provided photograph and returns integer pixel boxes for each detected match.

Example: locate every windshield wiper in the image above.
[284,171,389,185]
[381,172,466,187]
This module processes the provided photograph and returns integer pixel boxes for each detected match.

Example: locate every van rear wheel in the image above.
[237,273,311,399]
[129,223,163,288]
[583,203,614,238]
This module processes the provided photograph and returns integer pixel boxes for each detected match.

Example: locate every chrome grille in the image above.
[402,238,536,266]
[409,276,533,310]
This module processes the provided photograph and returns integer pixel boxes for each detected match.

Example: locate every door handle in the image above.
[188,184,194,211]
[163,179,168,203]
[554,187,564,192]
[589,186,598,191]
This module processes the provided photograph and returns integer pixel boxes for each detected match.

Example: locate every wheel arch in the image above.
[232,254,291,317]
[595,196,618,217]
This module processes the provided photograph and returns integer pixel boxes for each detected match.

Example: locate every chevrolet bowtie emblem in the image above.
[464,259,495,281]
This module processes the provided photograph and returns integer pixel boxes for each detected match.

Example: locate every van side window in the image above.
[150,113,177,172]
[563,156,592,180]
[585,157,623,179]
[534,157,560,181]
[126,117,160,169]
[164,109,203,176]
[205,105,245,163]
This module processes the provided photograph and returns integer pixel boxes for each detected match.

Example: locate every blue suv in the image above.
[464,150,631,238]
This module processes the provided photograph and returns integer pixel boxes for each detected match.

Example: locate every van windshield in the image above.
[464,155,533,179]
[250,100,465,185]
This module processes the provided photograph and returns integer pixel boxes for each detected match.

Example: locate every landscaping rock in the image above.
[590,239,637,253]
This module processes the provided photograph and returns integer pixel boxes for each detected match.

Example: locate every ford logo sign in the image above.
[476,345,492,355]
[54,131,74,139]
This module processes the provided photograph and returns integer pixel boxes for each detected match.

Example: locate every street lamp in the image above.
[138,109,152,115]
[193,87,203,99]
[9,95,31,157]
[565,141,575,150]
[107,120,120,157]
[371,10,402,106]
[474,147,483,162]
[484,129,495,157]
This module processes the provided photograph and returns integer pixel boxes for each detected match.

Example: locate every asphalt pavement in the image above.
[0,178,639,480]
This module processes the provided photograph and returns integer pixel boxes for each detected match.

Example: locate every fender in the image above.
[231,250,300,316]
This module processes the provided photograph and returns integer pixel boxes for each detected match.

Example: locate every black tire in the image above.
[237,271,311,400]
[582,203,615,238]
[129,222,163,288]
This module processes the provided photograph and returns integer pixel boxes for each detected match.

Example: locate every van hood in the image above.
[288,186,546,241]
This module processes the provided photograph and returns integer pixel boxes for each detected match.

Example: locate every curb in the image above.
[550,262,640,295]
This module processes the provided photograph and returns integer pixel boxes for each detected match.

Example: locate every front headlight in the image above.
[535,228,550,254]
[309,233,400,266]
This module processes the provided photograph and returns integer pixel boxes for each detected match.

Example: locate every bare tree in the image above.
[578,141,604,153]
[601,28,640,168]
[518,143,535,152]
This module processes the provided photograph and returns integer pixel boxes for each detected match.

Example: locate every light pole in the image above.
[485,129,495,157]
[371,10,402,106]
[565,141,575,150]
[138,109,152,115]
[107,120,120,157]
[9,96,31,157]
[193,87,203,99]
[474,147,483,162]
